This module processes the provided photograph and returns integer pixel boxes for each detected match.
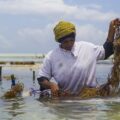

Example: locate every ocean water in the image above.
[0,64,120,120]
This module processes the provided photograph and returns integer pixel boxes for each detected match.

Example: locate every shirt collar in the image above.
[71,42,79,57]
[59,42,79,57]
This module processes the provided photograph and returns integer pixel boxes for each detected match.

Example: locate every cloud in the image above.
[0,23,108,53]
[0,0,118,53]
[16,23,107,53]
[17,24,57,53]
[0,0,76,15]
[76,24,107,45]
[17,24,54,43]
[0,0,118,21]
[74,7,118,21]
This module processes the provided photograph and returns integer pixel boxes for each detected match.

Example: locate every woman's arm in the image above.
[103,18,120,59]
[37,77,59,96]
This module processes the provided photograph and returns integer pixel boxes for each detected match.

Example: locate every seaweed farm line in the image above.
[0,53,44,67]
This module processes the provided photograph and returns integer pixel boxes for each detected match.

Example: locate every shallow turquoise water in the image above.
[0,64,120,120]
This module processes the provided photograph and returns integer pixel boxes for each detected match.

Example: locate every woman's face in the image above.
[60,37,75,51]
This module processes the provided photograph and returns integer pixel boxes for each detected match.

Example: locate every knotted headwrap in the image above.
[53,21,76,42]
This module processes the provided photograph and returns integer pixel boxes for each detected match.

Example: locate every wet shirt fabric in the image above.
[38,41,105,95]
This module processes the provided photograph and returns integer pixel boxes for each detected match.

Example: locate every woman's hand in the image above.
[107,18,120,42]
[38,79,59,96]
[49,82,59,96]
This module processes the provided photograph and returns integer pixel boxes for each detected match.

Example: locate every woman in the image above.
[37,19,120,96]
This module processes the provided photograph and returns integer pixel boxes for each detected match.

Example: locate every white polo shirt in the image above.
[38,41,105,95]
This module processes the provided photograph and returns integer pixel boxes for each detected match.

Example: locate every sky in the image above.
[0,0,119,54]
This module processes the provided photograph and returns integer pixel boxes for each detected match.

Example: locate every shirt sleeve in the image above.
[38,53,52,80]
[103,41,114,59]
[94,45,105,60]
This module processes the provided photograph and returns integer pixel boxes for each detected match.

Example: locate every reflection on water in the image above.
[0,64,120,120]
[39,97,120,120]
[3,98,25,117]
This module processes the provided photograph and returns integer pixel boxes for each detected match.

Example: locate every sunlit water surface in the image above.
[0,64,120,120]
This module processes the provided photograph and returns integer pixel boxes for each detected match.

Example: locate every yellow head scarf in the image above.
[53,21,76,42]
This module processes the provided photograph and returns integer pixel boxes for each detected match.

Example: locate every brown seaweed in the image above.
[79,26,120,98]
